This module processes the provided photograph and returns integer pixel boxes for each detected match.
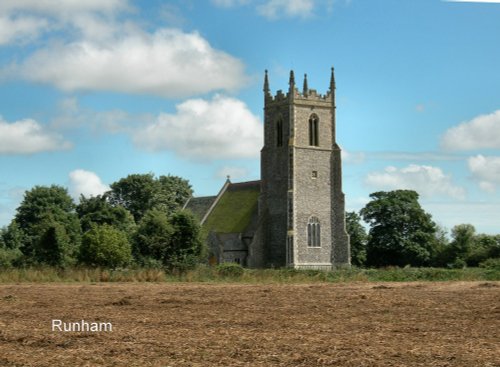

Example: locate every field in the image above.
[0,281,499,367]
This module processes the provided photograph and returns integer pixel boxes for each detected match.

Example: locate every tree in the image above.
[76,194,135,234]
[107,173,192,222]
[449,224,476,264]
[35,215,73,267]
[1,221,24,250]
[133,209,173,265]
[79,225,132,268]
[345,211,367,266]
[14,185,81,263]
[360,190,438,267]
[467,234,500,266]
[0,224,23,267]
[168,211,204,270]
[157,175,193,214]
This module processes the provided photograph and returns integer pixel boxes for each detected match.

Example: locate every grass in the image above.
[0,265,498,283]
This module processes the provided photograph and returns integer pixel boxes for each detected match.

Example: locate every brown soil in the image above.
[0,282,499,367]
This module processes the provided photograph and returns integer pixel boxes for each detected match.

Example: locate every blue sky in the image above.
[1,0,500,234]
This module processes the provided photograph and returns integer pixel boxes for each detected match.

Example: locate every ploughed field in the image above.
[0,282,499,366]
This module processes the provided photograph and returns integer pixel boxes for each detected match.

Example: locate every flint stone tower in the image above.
[259,68,350,269]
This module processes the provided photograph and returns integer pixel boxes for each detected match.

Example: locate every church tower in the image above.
[259,68,350,269]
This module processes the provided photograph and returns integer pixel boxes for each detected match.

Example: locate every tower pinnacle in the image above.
[263,69,270,95]
[303,73,308,96]
[330,67,336,92]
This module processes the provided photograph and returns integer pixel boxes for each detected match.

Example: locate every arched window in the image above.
[307,216,321,247]
[276,119,283,147]
[308,114,319,147]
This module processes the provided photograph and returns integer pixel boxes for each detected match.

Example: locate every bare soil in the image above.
[0,281,499,367]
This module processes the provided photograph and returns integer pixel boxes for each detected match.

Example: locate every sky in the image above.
[0,0,500,235]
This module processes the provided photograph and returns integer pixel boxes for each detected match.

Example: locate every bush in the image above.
[0,247,23,268]
[79,225,132,268]
[479,258,500,270]
[216,262,244,277]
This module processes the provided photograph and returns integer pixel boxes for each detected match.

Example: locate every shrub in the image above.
[0,247,23,268]
[79,225,132,268]
[216,262,244,277]
[479,258,500,270]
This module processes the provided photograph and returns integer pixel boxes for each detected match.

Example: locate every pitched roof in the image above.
[202,180,260,234]
[184,195,217,222]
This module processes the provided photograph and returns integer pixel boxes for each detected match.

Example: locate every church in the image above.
[183,68,351,269]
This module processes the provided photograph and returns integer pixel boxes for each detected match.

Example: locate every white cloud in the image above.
[0,15,48,45]
[441,110,500,151]
[134,95,262,160]
[258,0,316,19]
[365,164,466,200]
[12,28,247,98]
[0,116,72,154]
[0,0,128,45]
[68,169,110,199]
[468,155,500,193]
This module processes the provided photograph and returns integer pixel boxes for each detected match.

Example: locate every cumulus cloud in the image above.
[467,155,500,193]
[68,169,110,199]
[0,15,48,45]
[134,95,262,160]
[11,28,247,98]
[0,116,71,154]
[365,164,466,200]
[441,110,500,151]
[0,0,128,45]
[257,0,316,19]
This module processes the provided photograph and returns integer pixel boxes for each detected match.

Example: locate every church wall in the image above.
[293,147,333,266]
[260,102,291,267]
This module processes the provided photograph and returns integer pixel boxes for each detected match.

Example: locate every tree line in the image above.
[1,177,498,270]
[0,173,204,270]
[347,190,500,269]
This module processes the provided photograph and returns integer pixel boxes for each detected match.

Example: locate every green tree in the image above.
[360,190,438,267]
[107,173,192,222]
[14,185,81,263]
[133,209,173,265]
[168,210,204,270]
[0,224,23,267]
[345,211,367,266]
[467,234,500,266]
[34,214,74,267]
[79,224,132,268]
[447,224,476,267]
[76,194,135,234]
[1,221,24,250]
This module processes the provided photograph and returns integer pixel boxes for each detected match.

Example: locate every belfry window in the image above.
[307,216,321,247]
[276,119,283,147]
[308,114,319,146]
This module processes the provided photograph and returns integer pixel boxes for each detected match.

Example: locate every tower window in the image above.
[307,216,321,247]
[311,171,318,179]
[276,119,283,147]
[309,114,319,146]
